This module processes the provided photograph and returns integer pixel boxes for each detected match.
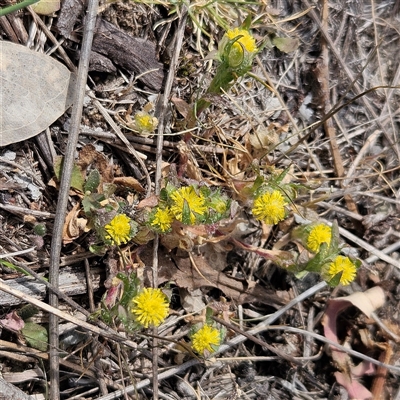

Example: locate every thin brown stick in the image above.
[47,2,98,398]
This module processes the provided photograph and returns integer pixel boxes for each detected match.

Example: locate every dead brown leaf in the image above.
[113,176,145,193]
[322,287,387,400]
[77,144,113,183]
[168,252,286,307]
[62,203,87,244]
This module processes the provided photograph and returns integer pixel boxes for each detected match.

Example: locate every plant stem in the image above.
[0,0,39,16]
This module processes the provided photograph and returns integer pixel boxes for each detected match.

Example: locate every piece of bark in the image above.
[89,50,117,73]
[92,19,164,91]
[0,266,101,306]
[56,0,84,38]
[0,377,37,400]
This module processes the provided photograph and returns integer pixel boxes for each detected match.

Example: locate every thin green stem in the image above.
[0,0,39,16]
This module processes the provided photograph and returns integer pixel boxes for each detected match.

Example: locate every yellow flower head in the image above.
[130,288,169,328]
[252,190,287,225]
[105,214,132,246]
[170,186,207,224]
[134,111,158,134]
[150,207,174,233]
[191,324,221,355]
[225,28,257,54]
[327,256,357,285]
[307,224,331,253]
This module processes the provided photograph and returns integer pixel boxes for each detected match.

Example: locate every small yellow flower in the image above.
[327,256,357,285]
[105,214,132,246]
[225,28,257,54]
[150,207,174,233]
[134,111,158,134]
[252,190,287,225]
[191,325,221,355]
[170,186,207,224]
[307,224,331,253]
[130,288,169,328]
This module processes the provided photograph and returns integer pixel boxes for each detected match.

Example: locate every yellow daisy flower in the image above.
[130,288,169,328]
[105,214,132,246]
[307,224,331,253]
[327,256,357,285]
[191,325,221,355]
[170,186,207,224]
[252,190,287,225]
[134,111,158,134]
[225,28,257,54]
[150,207,174,233]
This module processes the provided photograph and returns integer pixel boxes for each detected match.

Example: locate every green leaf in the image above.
[251,175,265,196]
[70,164,85,192]
[328,271,343,287]
[241,15,252,31]
[21,322,48,351]
[89,244,107,256]
[53,156,84,192]
[0,259,31,277]
[84,169,101,193]
[102,183,116,198]
[304,243,331,272]
[182,199,191,225]
[129,220,139,238]
[205,307,213,325]
[160,188,169,202]
[117,272,140,308]
[82,192,105,215]
[329,221,340,253]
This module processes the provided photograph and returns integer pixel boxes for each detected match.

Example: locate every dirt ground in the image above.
[0,0,400,399]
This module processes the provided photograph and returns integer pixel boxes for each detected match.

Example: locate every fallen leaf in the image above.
[62,203,86,244]
[0,310,24,331]
[0,41,74,147]
[272,36,300,53]
[21,322,48,351]
[113,176,145,193]
[137,194,159,209]
[138,245,287,307]
[322,287,386,400]
[171,96,191,118]
[170,253,285,307]
[77,144,114,184]
[54,156,85,192]
[31,0,60,15]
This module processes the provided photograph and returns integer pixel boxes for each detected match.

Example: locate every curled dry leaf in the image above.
[322,287,386,400]
[0,41,74,147]
[62,203,87,244]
